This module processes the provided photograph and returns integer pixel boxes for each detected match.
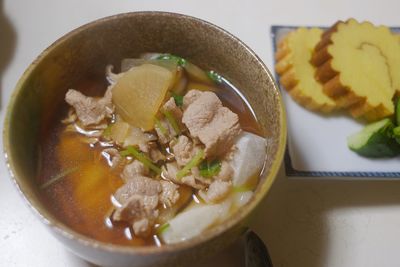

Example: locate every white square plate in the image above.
[271,25,400,179]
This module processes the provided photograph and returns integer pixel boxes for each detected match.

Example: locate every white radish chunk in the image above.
[231,132,266,187]
[233,191,254,208]
[160,200,231,244]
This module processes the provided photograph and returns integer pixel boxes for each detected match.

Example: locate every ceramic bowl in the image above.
[3,11,286,267]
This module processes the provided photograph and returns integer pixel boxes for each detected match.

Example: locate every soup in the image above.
[37,54,266,246]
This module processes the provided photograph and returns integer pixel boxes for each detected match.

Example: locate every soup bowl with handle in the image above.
[3,11,286,267]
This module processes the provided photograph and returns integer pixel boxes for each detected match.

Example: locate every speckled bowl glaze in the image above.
[3,12,286,267]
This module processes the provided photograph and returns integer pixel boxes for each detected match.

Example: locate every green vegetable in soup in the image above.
[207,70,223,84]
[162,110,181,135]
[156,54,186,67]
[157,54,212,84]
[40,167,79,189]
[120,146,162,174]
[347,118,400,157]
[171,92,183,107]
[176,149,205,179]
[199,159,221,178]
[156,223,170,235]
[184,62,212,84]
[154,117,167,136]
[232,185,252,193]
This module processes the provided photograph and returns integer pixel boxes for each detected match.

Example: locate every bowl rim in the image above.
[3,11,287,256]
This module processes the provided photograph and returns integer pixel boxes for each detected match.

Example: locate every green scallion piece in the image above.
[206,70,223,84]
[156,223,170,235]
[171,92,183,107]
[162,110,181,135]
[154,117,167,135]
[120,146,161,174]
[199,159,221,178]
[176,149,205,179]
[233,186,251,193]
[156,54,186,67]
[40,166,79,189]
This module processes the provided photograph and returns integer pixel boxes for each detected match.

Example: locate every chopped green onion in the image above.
[120,146,161,174]
[102,124,113,138]
[171,92,183,107]
[154,117,167,135]
[156,54,186,67]
[40,167,79,189]
[176,149,205,179]
[199,159,221,178]
[233,186,251,193]
[206,70,223,84]
[162,110,181,135]
[156,223,170,235]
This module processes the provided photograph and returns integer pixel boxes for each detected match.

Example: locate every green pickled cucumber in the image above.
[396,98,400,126]
[393,126,400,144]
[347,118,400,157]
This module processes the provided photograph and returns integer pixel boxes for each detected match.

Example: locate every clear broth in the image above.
[37,70,262,246]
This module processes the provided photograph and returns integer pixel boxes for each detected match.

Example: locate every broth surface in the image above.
[37,68,262,246]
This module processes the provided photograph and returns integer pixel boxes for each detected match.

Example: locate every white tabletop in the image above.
[1,0,400,266]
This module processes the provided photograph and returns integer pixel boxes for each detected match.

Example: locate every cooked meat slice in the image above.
[138,143,150,153]
[121,160,149,182]
[155,118,179,145]
[114,176,161,204]
[149,147,166,162]
[132,218,150,237]
[215,161,234,181]
[162,162,206,190]
[181,175,207,190]
[182,90,241,157]
[162,162,180,184]
[123,127,158,150]
[154,97,184,145]
[172,135,201,167]
[61,109,77,124]
[102,148,123,169]
[162,97,183,121]
[160,180,180,208]
[190,167,212,186]
[183,91,219,132]
[65,88,114,126]
[113,195,159,221]
[199,180,232,203]
[112,194,159,237]
[182,90,203,109]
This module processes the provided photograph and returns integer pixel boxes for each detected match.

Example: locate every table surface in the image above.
[1,0,400,266]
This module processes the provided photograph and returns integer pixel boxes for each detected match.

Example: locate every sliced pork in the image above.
[65,87,114,126]
[159,180,180,208]
[114,176,161,204]
[182,90,241,157]
[121,160,149,182]
[172,135,201,167]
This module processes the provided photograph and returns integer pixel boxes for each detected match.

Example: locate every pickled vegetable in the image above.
[347,118,400,157]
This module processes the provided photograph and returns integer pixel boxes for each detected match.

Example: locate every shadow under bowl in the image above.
[3,11,286,267]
